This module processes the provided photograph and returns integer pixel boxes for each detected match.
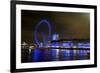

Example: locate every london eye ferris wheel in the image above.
[34,19,51,47]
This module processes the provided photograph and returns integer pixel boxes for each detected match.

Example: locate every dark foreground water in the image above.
[21,48,90,63]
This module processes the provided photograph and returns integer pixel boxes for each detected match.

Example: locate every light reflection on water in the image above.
[31,48,90,62]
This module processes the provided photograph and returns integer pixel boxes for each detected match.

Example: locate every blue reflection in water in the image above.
[77,50,87,59]
[31,48,89,62]
[78,50,86,56]
[32,48,40,62]
[60,50,68,60]
[69,50,74,60]
[51,49,57,60]
[42,49,51,61]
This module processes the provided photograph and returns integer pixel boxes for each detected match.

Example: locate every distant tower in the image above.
[52,33,59,41]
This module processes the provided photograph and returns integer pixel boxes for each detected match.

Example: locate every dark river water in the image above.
[21,48,90,63]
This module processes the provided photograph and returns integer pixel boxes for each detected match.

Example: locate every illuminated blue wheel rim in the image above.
[34,19,51,47]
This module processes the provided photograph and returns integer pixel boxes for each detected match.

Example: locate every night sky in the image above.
[21,10,90,44]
